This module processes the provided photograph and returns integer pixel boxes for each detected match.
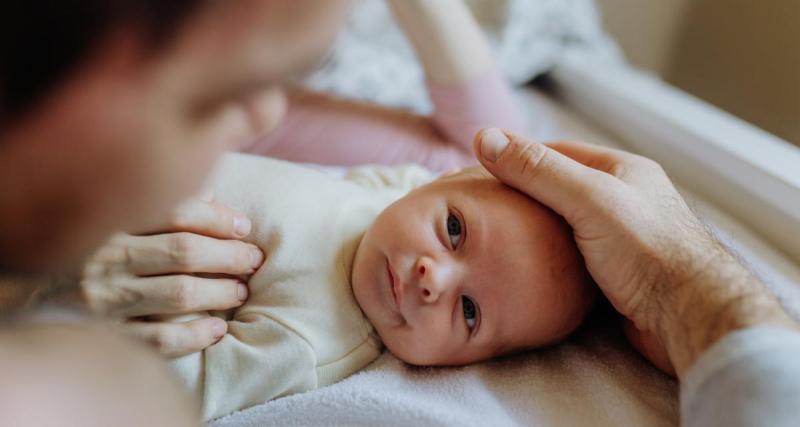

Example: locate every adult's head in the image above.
[0,0,346,273]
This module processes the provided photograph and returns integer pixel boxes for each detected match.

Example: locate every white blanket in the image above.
[211,322,677,427]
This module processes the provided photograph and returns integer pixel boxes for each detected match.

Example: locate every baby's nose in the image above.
[414,256,452,304]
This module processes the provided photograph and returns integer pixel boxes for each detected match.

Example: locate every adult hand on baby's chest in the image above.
[70,195,264,357]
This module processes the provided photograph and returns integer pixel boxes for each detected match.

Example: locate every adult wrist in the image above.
[653,241,797,377]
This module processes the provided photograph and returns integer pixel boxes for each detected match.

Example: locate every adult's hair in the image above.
[0,0,208,124]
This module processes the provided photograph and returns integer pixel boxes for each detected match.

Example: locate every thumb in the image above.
[473,128,609,222]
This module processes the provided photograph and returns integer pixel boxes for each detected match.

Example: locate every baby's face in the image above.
[352,169,594,366]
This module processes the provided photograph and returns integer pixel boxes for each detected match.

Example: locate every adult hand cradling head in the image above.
[473,128,798,378]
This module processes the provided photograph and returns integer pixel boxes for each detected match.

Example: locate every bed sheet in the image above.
[210,89,799,427]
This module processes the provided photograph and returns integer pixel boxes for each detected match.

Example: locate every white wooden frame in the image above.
[549,53,800,263]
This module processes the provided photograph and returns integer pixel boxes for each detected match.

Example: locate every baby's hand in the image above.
[623,319,676,377]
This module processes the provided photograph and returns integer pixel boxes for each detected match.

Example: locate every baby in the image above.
[352,163,595,366]
[172,153,595,419]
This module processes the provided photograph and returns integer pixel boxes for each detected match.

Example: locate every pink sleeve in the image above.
[241,68,526,173]
[426,67,526,151]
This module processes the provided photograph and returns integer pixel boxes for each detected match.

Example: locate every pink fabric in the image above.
[241,68,525,172]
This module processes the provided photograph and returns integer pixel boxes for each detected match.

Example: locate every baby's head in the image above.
[352,167,596,366]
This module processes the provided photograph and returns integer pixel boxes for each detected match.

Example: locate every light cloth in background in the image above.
[304,0,622,113]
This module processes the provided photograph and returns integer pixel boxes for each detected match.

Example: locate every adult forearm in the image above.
[653,237,798,378]
[388,0,493,84]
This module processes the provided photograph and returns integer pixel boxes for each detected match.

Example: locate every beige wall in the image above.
[596,0,800,146]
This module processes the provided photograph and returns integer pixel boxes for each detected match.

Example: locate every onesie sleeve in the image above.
[240,67,525,173]
[680,327,800,427]
[175,315,317,421]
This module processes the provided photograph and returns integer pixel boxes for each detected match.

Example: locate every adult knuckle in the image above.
[167,206,191,229]
[169,276,197,310]
[90,240,127,266]
[516,142,547,181]
[82,275,142,316]
[169,233,197,268]
[118,245,135,270]
[151,327,178,355]
[80,281,109,312]
[608,161,633,180]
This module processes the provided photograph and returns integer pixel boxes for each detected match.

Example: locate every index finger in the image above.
[545,140,659,184]
[545,141,637,174]
[143,197,252,240]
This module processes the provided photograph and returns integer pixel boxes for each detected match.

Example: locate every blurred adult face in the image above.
[0,0,346,272]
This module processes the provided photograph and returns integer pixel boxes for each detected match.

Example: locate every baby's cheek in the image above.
[380,327,436,366]
[379,328,409,361]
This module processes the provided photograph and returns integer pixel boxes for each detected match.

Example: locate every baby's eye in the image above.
[446,213,462,249]
[462,296,477,329]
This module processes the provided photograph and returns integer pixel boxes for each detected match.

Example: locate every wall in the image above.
[595,0,800,146]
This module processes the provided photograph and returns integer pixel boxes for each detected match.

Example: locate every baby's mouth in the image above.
[386,261,404,320]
